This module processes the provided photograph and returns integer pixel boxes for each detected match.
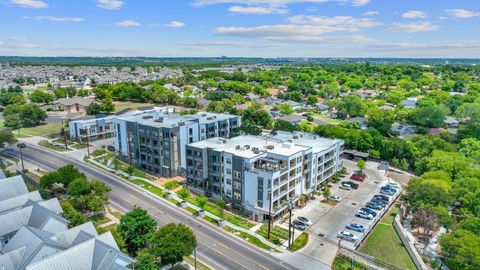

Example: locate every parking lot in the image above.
[280,159,402,265]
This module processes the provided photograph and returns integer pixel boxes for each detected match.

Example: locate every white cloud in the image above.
[8,36,28,41]
[402,10,427,19]
[10,0,48,8]
[97,0,124,10]
[351,0,370,6]
[193,0,368,8]
[23,16,84,22]
[215,15,378,43]
[288,15,381,30]
[164,21,186,28]
[386,21,439,33]
[445,9,479,19]
[114,20,141,27]
[229,5,288,14]
[363,11,379,16]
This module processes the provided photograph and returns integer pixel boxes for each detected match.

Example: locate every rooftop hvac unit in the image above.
[178,121,185,126]
[266,145,274,150]
[236,145,241,150]
[155,117,163,123]
[142,115,153,119]
[293,135,299,139]
[245,145,250,150]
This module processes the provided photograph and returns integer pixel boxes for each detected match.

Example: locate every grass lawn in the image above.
[224,226,279,252]
[38,140,71,152]
[184,255,213,270]
[359,204,417,270]
[257,224,289,245]
[16,122,63,137]
[332,254,368,270]
[289,232,309,251]
[180,191,255,230]
[114,101,153,113]
[131,179,166,197]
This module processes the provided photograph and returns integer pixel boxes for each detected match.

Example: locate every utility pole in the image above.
[288,200,294,249]
[61,120,68,150]
[267,190,272,239]
[83,128,90,158]
[17,143,26,174]
[194,248,197,270]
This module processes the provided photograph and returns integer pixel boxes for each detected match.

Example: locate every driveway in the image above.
[282,159,397,266]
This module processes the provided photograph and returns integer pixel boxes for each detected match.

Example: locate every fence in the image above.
[393,205,429,270]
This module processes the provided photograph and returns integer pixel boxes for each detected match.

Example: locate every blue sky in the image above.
[0,0,479,58]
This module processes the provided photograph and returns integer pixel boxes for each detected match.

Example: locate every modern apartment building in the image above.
[113,112,241,178]
[185,132,343,221]
[69,107,172,142]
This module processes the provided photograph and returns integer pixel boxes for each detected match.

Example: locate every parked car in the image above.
[346,223,365,233]
[337,231,359,242]
[350,173,366,182]
[382,185,398,192]
[296,216,312,226]
[339,184,352,191]
[330,195,341,202]
[342,181,359,189]
[373,194,390,203]
[380,188,396,196]
[361,207,378,217]
[366,201,383,210]
[371,199,387,208]
[107,145,116,152]
[386,182,401,189]
[356,210,374,220]
[293,220,307,230]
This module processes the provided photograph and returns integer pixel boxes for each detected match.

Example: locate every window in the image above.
[226,158,232,164]
[233,171,241,178]
[233,192,241,200]
[226,168,232,175]
[226,178,232,185]
[233,181,241,189]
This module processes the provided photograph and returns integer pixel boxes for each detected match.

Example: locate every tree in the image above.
[149,223,197,266]
[357,159,366,171]
[29,90,55,104]
[4,104,47,128]
[323,186,331,200]
[196,195,208,209]
[440,229,480,270]
[125,165,135,176]
[101,96,115,113]
[135,249,158,270]
[338,94,366,118]
[40,164,86,189]
[277,103,293,115]
[307,95,318,105]
[459,138,480,161]
[86,102,102,115]
[0,129,16,147]
[216,198,226,214]
[412,105,449,128]
[118,207,157,256]
[61,200,87,226]
[67,178,91,196]
[412,206,438,246]
[177,188,190,201]
[273,120,299,132]
[366,107,395,135]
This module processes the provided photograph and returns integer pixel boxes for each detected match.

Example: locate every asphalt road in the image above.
[5,144,296,270]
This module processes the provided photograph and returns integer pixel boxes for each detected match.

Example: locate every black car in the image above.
[107,145,116,152]
[341,180,359,189]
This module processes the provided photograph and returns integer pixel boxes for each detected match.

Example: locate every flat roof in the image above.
[189,135,309,158]
[270,131,343,153]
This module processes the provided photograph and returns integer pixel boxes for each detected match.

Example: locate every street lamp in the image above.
[267,189,273,239]
[287,199,294,249]
[17,142,26,174]
[82,128,90,158]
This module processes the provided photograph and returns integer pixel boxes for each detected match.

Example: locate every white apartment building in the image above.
[186,132,343,221]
